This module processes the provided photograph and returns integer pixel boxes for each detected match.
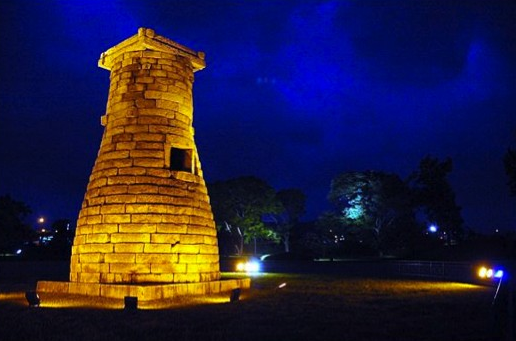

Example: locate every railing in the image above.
[393,260,475,282]
[252,259,481,283]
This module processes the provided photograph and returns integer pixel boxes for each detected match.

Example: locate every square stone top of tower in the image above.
[98,27,206,72]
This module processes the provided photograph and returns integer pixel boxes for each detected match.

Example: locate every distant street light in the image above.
[38,217,45,224]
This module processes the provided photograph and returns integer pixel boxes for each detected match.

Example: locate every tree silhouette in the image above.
[266,188,306,253]
[0,195,33,254]
[504,147,516,196]
[409,156,463,243]
[208,176,281,255]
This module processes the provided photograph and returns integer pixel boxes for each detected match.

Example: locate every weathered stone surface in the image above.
[77,243,114,254]
[78,273,101,283]
[157,223,188,233]
[136,253,178,264]
[143,243,171,253]
[100,204,125,214]
[110,233,151,244]
[118,223,157,233]
[90,223,118,234]
[69,282,101,296]
[37,281,69,293]
[114,243,145,253]
[79,253,104,263]
[179,254,199,263]
[99,186,128,196]
[150,233,180,244]
[151,263,186,274]
[105,253,136,263]
[179,234,204,244]
[87,233,110,243]
[81,263,110,274]
[109,263,151,274]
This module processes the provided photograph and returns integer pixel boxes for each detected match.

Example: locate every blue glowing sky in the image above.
[1,0,515,233]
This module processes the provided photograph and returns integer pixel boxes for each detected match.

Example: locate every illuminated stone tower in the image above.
[70,28,219,285]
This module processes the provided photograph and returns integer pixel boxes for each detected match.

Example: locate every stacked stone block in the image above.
[70,28,220,284]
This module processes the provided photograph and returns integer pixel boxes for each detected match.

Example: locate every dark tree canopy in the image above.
[0,195,33,253]
[208,176,281,254]
[504,147,516,196]
[49,219,74,252]
[276,189,306,224]
[268,188,306,252]
[409,156,463,239]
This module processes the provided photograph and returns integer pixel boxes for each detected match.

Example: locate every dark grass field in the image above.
[0,262,501,341]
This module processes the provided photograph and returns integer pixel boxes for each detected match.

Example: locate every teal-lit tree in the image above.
[327,171,415,256]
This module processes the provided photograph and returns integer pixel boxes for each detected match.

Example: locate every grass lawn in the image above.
[0,272,498,341]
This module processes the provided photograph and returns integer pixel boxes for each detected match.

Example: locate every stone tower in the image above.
[70,28,220,285]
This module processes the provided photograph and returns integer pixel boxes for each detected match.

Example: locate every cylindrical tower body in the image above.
[70,28,220,284]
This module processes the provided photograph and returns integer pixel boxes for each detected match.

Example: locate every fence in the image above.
[393,260,476,282]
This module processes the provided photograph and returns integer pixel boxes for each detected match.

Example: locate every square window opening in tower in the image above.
[170,147,193,173]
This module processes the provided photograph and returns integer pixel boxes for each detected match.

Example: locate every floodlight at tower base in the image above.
[124,296,138,310]
[25,291,40,307]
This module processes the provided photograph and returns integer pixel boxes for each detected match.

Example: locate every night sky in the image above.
[1,1,515,233]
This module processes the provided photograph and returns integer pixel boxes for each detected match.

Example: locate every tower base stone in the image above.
[37,278,250,302]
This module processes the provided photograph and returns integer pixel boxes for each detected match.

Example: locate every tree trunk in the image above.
[284,233,290,253]
[235,244,242,256]
[236,226,244,256]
